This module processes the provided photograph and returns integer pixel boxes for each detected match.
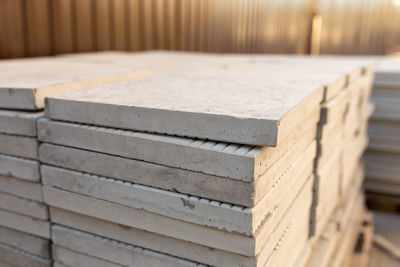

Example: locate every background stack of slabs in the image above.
[0,57,152,267]
[0,109,49,267]
[295,61,375,267]
[36,53,373,267]
[364,57,400,207]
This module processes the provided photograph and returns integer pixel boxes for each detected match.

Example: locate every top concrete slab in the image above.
[44,55,374,146]
[46,68,325,145]
[0,58,149,110]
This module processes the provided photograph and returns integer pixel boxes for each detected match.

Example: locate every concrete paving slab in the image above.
[45,67,325,146]
[0,226,50,258]
[52,225,206,267]
[0,209,50,239]
[0,242,51,267]
[0,134,38,159]
[0,58,150,110]
[0,110,42,136]
[0,154,40,181]
[38,106,319,182]
[39,134,315,207]
[0,175,43,202]
[43,173,313,258]
[50,208,256,267]
[0,192,48,220]
[52,245,126,267]
[41,139,314,236]
[43,185,254,256]
[41,165,253,235]
[49,174,313,267]
[39,143,254,206]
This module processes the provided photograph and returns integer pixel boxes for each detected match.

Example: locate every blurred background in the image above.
[1,0,400,59]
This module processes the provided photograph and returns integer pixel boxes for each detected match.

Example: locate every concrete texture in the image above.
[0,242,51,267]
[52,225,206,267]
[0,134,38,159]
[0,175,43,202]
[0,58,149,110]
[0,192,48,220]
[0,208,50,239]
[41,139,313,235]
[45,67,325,146]
[38,131,316,207]
[41,165,253,235]
[52,245,125,267]
[0,154,40,181]
[38,107,319,182]
[50,208,256,267]
[0,226,50,258]
[0,110,42,136]
[42,173,313,258]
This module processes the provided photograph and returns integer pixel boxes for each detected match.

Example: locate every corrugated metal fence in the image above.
[0,0,399,58]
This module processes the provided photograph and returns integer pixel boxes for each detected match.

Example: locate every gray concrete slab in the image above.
[0,154,40,181]
[44,56,375,146]
[43,185,254,256]
[42,165,252,235]
[38,106,319,182]
[45,67,325,146]
[0,175,43,202]
[0,208,50,239]
[50,208,256,267]
[0,242,51,267]
[0,192,48,220]
[0,134,38,159]
[41,137,314,235]
[0,226,50,258]
[43,173,313,257]
[0,110,42,136]
[52,225,206,267]
[39,131,315,207]
[0,58,149,110]
[48,174,312,267]
[52,245,126,267]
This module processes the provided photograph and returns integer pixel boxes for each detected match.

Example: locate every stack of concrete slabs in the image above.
[365,57,400,197]
[35,54,375,266]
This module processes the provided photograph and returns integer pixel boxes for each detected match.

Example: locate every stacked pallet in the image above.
[0,57,155,267]
[36,53,374,266]
[365,57,400,205]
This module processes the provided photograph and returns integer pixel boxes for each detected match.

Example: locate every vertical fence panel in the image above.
[0,0,400,58]
[53,0,75,54]
[75,0,94,52]
[0,0,26,58]
[25,0,52,56]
